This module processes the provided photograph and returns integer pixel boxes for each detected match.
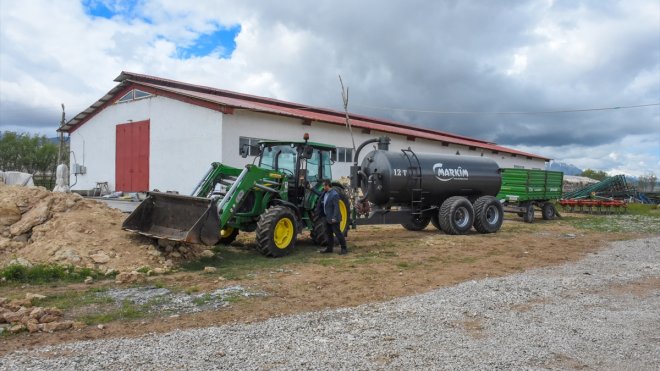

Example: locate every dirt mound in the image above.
[0,185,210,272]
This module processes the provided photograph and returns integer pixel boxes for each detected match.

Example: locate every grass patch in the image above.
[565,213,660,233]
[0,264,111,284]
[81,300,147,324]
[192,293,213,306]
[32,289,114,311]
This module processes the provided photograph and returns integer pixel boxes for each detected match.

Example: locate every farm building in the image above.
[59,72,550,194]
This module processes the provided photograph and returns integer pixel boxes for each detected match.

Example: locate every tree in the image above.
[0,131,61,186]
[637,172,657,192]
[580,169,608,181]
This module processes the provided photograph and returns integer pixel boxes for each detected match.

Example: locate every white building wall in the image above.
[70,101,545,194]
[221,111,546,178]
[69,96,222,194]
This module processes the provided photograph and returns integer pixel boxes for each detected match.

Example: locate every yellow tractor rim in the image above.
[220,226,234,238]
[339,200,348,232]
[273,218,294,249]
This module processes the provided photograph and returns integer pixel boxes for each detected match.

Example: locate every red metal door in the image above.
[116,120,150,192]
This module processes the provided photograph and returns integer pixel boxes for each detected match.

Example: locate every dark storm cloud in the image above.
[236,0,659,148]
[0,102,61,132]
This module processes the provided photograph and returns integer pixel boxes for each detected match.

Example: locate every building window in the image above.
[117,89,153,103]
[239,136,263,156]
[441,142,449,147]
[469,146,476,151]
[331,147,354,163]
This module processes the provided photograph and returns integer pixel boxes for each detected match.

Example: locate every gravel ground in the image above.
[2,237,658,370]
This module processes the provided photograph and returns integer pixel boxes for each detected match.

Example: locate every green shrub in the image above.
[0,263,108,284]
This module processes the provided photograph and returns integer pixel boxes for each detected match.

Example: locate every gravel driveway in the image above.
[2,237,658,370]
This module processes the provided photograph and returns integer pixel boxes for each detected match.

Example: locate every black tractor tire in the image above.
[523,203,535,223]
[473,196,504,234]
[542,202,556,220]
[439,196,475,235]
[255,206,298,257]
[430,212,443,231]
[309,188,350,246]
[401,214,431,231]
[218,226,239,245]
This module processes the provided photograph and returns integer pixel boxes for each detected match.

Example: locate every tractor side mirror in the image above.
[300,145,314,159]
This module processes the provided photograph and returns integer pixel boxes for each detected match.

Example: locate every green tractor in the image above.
[122,135,350,257]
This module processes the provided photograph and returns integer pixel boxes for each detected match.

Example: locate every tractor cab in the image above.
[255,135,335,205]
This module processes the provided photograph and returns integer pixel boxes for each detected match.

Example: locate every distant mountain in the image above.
[546,161,582,175]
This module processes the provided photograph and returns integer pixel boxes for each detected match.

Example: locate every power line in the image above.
[350,102,660,115]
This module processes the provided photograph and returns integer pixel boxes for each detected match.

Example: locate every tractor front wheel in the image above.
[218,226,239,245]
[256,206,298,257]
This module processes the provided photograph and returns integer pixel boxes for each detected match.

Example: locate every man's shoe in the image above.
[339,248,348,255]
[319,248,333,254]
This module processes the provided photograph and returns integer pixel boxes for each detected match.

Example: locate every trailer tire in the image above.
[218,226,239,245]
[439,196,474,235]
[542,203,556,220]
[473,196,503,234]
[523,203,535,223]
[431,212,443,231]
[256,206,297,257]
[401,214,431,231]
[309,188,350,246]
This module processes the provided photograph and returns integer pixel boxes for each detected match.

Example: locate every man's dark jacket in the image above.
[317,188,342,224]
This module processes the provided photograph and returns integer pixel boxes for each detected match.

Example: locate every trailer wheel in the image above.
[523,203,535,223]
[431,212,443,231]
[309,188,350,246]
[542,203,556,220]
[439,196,474,235]
[473,196,503,234]
[401,214,431,231]
[218,226,239,245]
[256,206,297,257]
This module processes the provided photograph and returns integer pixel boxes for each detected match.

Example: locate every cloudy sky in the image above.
[1,0,658,176]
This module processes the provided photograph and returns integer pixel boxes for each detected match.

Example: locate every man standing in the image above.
[318,179,347,255]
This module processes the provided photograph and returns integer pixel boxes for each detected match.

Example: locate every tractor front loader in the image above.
[122,135,350,257]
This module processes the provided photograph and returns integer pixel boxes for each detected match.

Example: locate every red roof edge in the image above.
[115,71,495,146]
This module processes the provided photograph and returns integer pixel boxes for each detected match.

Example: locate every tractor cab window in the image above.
[321,151,332,180]
[259,145,297,175]
[305,150,320,181]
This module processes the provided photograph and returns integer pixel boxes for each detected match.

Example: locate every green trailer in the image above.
[496,168,563,223]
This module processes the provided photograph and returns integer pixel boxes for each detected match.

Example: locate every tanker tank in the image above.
[360,149,502,207]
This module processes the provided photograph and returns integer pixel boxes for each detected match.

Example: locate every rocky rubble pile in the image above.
[0,185,215,272]
[0,294,84,334]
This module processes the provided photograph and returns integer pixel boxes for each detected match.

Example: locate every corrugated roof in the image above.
[60,71,550,161]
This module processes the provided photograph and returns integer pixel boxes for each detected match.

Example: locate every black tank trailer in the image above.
[349,137,504,234]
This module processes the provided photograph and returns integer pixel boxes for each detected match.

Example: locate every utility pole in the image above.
[57,103,65,165]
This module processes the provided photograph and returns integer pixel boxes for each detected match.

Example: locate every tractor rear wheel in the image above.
[542,202,556,220]
[473,196,503,234]
[310,188,350,246]
[218,226,239,245]
[439,196,474,235]
[523,203,535,223]
[401,214,431,231]
[255,206,298,257]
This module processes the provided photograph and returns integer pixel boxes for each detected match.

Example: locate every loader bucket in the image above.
[122,192,221,246]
